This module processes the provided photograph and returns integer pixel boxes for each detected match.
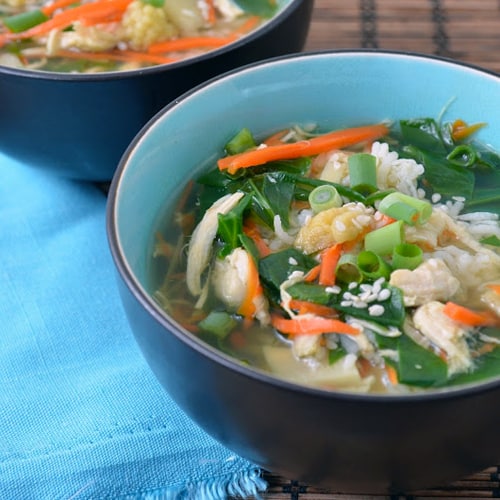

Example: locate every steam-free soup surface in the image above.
[151,117,500,394]
[0,0,276,72]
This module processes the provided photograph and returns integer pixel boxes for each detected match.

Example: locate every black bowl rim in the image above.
[0,0,306,82]
[107,48,500,403]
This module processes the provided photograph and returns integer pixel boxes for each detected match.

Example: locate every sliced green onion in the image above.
[3,9,48,33]
[142,0,164,6]
[364,220,405,256]
[225,128,256,155]
[392,243,423,270]
[348,153,378,194]
[378,192,432,226]
[308,184,342,213]
[357,250,392,280]
[335,253,362,284]
[198,311,237,339]
[446,144,477,167]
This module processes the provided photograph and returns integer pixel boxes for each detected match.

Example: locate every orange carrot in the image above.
[287,299,338,317]
[237,252,264,319]
[451,119,486,141]
[36,48,175,65]
[233,15,259,35]
[41,0,79,16]
[385,364,398,385]
[243,220,272,257]
[443,301,499,327]
[374,213,397,229]
[304,264,321,282]
[318,243,342,286]
[1,0,132,43]
[271,314,360,336]
[486,284,500,294]
[218,123,389,174]
[148,35,235,54]
[154,232,175,258]
[204,0,216,25]
[262,129,289,146]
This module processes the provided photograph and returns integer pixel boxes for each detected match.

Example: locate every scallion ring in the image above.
[364,220,405,256]
[392,243,423,270]
[308,184,342,213]
[357,250,392,280]
[378,192,432,225]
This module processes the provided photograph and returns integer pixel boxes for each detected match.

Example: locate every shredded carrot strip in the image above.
[304,264,321,283]
[234,15,259,35]
[148,35,235,54]
[271,314,359,336]
[486,284,500,294]
[451,119,486,141]
[218,123,389,174]
[443,301,499,327]
[262,129,289,146]
[243,220,272,257]
[237,252,264,319]
[38,48,175,65]
[1,0,132,43]
[318,243,342,286]
[287,299,338,317]
[154,232,175,258]
[374,213,397,229]
[205,0,216,25]
[41,0,79,16]
[385,364,398,385]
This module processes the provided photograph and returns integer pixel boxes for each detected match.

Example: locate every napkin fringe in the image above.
[135,467,267,499]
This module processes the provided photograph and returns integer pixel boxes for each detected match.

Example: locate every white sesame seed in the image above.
[431,193,442,203]
[368,304,385,316]
[348,282,358,290]
[340,300,353,307]
[377,288,391,301]
[325,285,341,294]
[352,301,368,309]
[335,220,346,231]
[288,257,298,265]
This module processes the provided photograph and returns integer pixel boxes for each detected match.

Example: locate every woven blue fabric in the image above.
[0,153,266,500]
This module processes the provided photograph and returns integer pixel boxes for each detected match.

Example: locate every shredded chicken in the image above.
[413,301,473,375]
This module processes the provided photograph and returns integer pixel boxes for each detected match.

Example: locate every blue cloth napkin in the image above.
[0,153,266,500]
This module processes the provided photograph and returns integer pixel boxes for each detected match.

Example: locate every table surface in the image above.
[255,1,500,498]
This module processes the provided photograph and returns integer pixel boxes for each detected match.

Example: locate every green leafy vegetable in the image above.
[232,0,278,17]
[397,335,448,387]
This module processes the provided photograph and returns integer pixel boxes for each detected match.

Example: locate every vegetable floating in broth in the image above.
[151,117,500,394]
[0,0,276,72]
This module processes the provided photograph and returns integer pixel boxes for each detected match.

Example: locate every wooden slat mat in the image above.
[303,0,500,73]
[249,1,500,499]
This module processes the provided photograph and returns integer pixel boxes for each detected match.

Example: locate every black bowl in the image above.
[0,0,313,181]
[106,50,500,494]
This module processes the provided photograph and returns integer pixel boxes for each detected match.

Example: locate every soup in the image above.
[0,0,276,72]
[150,116,500,394]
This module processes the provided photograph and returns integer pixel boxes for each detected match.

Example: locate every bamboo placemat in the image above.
[248,1,500,499]
[303,0,500,73]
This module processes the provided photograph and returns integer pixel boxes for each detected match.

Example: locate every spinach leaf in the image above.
[397,334,448,387]
[232,0,278,17]
[402,145,475,198]
[259,248,318,294]
[286,282,333,305]
[217,194,251,257]
[263,172,295,228]
[400,118,448,155]
[447,347,500,387]
[330,284,406,328]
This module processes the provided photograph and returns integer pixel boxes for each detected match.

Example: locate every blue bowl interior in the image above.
[112,51,500,371]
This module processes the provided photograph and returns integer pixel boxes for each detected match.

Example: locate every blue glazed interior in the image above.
[113,51,500,296]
